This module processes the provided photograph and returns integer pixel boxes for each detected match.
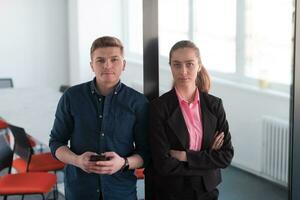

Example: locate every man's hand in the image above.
[170,150,187,161]
[211,131,224,150]
[74,151,99,173]
[89,152,125,175]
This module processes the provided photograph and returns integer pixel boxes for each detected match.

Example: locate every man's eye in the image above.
[173,63,181,68]
[97,59,105,63]
[111,58,119,62]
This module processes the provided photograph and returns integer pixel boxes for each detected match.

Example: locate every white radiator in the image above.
[262,116,289,186]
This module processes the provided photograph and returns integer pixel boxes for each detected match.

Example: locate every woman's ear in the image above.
[198,64,203,72]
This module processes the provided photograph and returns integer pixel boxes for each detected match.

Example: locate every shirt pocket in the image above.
[112,111,136,151]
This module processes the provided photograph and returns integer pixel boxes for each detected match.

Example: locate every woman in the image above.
[145,40,234,200]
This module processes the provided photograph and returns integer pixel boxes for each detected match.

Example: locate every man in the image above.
[49,36,149,200]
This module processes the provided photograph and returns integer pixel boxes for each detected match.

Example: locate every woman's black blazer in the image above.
[145,88,234,199]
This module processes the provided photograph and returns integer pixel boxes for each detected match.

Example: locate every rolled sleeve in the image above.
[49,92,74,159]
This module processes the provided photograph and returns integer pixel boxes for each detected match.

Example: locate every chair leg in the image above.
[53,183,57,200]
[53,171,58,200]
[3,195,7,200]
[41,194,45,200]
[21,194,24,200]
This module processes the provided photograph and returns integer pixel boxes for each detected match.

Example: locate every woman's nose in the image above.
[180,66,188,75]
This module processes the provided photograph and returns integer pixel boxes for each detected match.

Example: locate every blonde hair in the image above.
[169,40,211,92]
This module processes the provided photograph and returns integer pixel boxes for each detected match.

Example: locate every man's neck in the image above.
[96,81,119,96]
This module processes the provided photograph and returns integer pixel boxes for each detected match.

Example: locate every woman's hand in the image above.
[211,131,224,150]
[170,150,187,161]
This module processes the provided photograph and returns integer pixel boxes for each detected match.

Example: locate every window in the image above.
[244,0,294,85]
[159,0,189,57]
[124,0,294,91]
[194,0,236,74]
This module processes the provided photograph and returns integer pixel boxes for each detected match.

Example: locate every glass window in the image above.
[127,0,143,55]
[194,0,236,73]
[244,0,294,84]
[126,0,294,91]
[159,0,189,57]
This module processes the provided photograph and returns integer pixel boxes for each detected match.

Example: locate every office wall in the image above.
[212,80,290,174]
[68,0,123,85]
[0,0,69,89]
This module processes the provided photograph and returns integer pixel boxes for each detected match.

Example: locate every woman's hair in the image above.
[90,36,124,60]
[169,40,211,92]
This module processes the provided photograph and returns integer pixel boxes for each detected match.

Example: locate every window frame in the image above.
[123,0,292,94]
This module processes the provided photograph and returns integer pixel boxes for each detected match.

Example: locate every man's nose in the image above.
[104,60,112,68]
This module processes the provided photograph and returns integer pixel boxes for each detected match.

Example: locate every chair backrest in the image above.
[8,124,33,170]
[0,119,9,129]
[0,78,13,88]
[0,133,14,172]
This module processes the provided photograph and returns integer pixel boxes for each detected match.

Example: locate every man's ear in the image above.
[122,59,126,71]
[90,61,94,72]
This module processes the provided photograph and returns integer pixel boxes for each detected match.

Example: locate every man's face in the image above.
[90,47,125,87]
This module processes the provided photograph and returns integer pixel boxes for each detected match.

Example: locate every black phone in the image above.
[90,154,109,161]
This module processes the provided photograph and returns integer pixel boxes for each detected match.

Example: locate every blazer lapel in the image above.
[167,106,189,149]
[200,92,217,150]
[166,89,189,149]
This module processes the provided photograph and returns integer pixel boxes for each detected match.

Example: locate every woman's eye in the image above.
[186,63,194,67]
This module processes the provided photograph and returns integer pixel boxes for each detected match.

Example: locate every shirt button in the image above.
[101,133,105,137]
[96,189,100,193]
[99,115,103,118]
[98,98,102,101]
[114,91,118,95]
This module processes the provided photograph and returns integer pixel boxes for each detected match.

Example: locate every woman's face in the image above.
[170,47,201,88]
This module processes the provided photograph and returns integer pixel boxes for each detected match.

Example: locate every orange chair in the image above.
[135,168,145,179]
[0,130,56,200]
[0,119,8,129]
[9,124,65,200]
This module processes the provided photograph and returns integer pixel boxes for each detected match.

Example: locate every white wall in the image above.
[0,0,69,89]
[68,0,124,85]
[211,79,290,174]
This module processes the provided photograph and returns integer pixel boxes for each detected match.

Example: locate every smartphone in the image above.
[90,154,109,161]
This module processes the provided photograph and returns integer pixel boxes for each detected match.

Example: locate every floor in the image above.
[0,166,288,200]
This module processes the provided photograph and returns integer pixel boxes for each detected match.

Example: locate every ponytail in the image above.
[196,66,211,93]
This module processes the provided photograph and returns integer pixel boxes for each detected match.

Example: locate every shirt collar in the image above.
[90,77,122,96]
[175,87,200,105]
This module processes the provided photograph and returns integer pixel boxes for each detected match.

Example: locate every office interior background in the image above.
[0,0,300,199]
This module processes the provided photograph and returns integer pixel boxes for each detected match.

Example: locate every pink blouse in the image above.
[175,88,203,151]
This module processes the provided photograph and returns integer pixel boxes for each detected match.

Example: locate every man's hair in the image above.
[90,36,124,59]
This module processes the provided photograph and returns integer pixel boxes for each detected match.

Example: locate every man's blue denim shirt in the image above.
[49,79,149,200]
